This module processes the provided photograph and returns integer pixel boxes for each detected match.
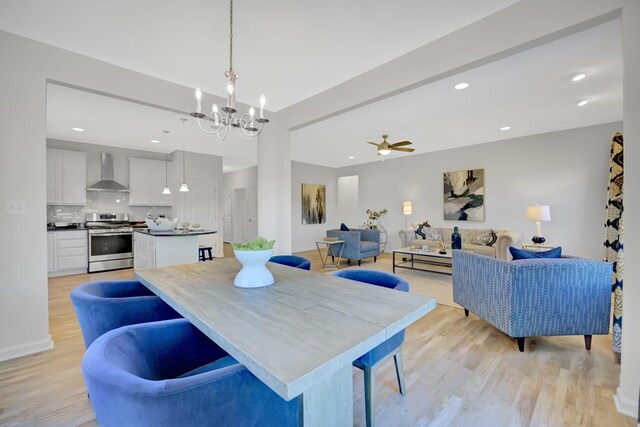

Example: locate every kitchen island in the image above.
[133,229,216,269]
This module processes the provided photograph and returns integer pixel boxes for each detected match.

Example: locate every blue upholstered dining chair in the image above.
[70,280,182,348]
[82,318,299,427]
[333,270,409,427]
[269,254,311,270]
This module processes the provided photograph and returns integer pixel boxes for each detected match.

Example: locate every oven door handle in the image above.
[90,232,132,237]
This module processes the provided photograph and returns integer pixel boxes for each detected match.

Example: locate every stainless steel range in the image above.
[86,213,133,272]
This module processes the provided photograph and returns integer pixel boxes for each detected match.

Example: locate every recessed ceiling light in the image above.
[72,127,84,132]
[348,156,355,159]
[577,99,591,107]
[572,72,587,82]
[150,139,160,143]
[454,82,469,90]
[500,126,512,131]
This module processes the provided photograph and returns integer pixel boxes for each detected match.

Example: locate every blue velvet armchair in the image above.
[326,228,380,266]
[452,251,612,352]
[82,318,299,427]
[70,280,182,348]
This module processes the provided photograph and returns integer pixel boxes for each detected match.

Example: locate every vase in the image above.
[451,226,462,250]
[233,249,274,288]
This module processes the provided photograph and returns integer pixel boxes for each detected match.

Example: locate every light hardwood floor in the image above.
[0,249,632,426]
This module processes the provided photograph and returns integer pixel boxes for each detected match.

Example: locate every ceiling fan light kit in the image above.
[366,134,415,158]
[191,0,268,141]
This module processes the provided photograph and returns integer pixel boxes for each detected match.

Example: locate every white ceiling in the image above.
[45,19,622,172]
[46,84,255,172]
[291,19,623,168]
[0,0,519,111]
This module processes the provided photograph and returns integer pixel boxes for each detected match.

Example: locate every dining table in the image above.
[135,257,436,426]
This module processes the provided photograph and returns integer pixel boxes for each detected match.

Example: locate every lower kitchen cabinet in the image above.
[48,230,88,277]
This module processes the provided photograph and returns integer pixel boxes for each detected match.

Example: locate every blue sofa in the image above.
[326,228,380,266]
[452,251,612,352]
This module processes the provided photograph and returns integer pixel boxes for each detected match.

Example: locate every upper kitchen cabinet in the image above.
[46,149,87,205]
[129,157,173,206]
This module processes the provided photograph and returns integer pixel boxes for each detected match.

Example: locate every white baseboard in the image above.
[614,386,639,419]
[0,336,54,362]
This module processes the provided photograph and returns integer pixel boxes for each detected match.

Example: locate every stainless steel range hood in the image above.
[87,153,130,192]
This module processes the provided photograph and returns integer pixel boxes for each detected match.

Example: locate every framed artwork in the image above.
[301,183,326,224]
[443,169,485,221]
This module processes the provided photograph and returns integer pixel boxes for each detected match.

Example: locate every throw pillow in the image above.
[340,223,350,231]
[471,230,493,246]
[509,246,562,260]
[471,230,498,246]
[423,227,443,241]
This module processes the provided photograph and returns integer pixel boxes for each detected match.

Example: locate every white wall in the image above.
[223,166,257,191]
[335,122,620,259]
[0,29,235,362]
[617,0,640,417]
[337,176,360,227]
[257,124,292,255]
[291,161,339,252]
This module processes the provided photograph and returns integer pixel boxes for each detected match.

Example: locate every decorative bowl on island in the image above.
[232,237,276,288]
[145,217,178,231]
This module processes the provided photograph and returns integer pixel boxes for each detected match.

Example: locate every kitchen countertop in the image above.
[47,227,86,232]
[134,229,216,237]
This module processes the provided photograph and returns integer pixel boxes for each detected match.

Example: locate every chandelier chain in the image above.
[229,0,233,71]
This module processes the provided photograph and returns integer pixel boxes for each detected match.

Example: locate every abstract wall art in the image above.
[443,169,485,221]
[302,183,326,224]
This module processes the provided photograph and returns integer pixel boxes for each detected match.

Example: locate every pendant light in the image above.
[162,130,171,195]
[179,118,189,192]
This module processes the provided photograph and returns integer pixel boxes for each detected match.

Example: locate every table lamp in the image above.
[403,201,412,228]
[526,204,551,244]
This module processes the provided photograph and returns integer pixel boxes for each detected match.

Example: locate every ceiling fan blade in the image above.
[366,141,381,147]
[391,140,412,147]
[392,147,415,152]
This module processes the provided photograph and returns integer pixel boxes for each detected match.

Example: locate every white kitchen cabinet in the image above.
[129,157,173,206]
[47,232,55,273]
[48,230,88,277]
[46,149,87,205]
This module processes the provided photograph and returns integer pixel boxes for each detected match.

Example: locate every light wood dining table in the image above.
[135,257,436,426]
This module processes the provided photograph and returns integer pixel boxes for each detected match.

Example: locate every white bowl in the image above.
[145,218,178,231]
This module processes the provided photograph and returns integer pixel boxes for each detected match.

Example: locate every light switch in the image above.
[6,200,26,215]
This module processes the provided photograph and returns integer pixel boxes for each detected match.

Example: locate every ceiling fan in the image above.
[366,134,415,156]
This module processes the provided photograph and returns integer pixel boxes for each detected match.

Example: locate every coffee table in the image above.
[393,247,453,275]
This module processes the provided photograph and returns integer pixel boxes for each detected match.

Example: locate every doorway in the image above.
[233,188,247,242]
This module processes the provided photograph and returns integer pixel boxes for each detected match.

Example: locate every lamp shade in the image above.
[526,205,550,222]
[403,201,412,215]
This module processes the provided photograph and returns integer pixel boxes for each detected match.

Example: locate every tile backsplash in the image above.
[47,192,172,222]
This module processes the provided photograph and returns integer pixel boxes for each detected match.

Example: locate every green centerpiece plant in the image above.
[232,237,276,251]
[232,237,276,288]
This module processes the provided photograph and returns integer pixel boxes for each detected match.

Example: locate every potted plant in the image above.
[365,209,388,230]
[232,237,276,288]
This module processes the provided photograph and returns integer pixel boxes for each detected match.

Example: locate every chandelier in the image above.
[191,0,269,141]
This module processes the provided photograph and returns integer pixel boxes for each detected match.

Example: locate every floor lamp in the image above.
[403,201,412,229]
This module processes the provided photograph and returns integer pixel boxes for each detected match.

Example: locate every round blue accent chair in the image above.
[70,280,182,349]
[82,318,299,427]
[269,255,311,270]
[333,270,409,427]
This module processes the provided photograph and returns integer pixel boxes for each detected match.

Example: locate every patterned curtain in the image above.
[603,132,623,358]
